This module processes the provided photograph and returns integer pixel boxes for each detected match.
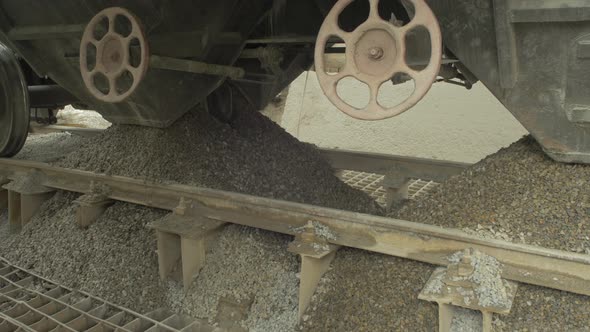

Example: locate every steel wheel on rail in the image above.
[0,43,29,157]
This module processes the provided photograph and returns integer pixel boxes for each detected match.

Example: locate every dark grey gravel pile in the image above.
[498,284,590,331]
[392,136,590,253]
[55,106,382,215]
[299,249,438,331]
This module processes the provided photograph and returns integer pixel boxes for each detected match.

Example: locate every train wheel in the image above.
[0,43,29,157]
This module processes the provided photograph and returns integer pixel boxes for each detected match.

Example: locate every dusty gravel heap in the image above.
[56,106,382,215]
[15,132,85,163]
[1,106,383,331]
[392,136,590,253]
[298,248,438,331]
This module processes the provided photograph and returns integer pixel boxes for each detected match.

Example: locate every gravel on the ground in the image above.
[391,136,590,254]
[2,111,589,332]
[15,132,86,163]
[299,248,438,332]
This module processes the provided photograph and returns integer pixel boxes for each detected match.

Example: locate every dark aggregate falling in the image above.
[56,106,383,215]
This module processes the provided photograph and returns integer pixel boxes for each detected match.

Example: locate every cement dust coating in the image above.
[281,71,528,163]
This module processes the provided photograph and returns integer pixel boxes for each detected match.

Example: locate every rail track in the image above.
[0,155,588,331]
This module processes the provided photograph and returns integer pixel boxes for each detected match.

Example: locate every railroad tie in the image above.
[73,181,114,228]
[288,221,340,319]
[1,170,55,232]
[419,248,518,332]
[148,199,226,290]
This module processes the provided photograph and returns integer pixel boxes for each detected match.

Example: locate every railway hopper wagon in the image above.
[0,0,589,164]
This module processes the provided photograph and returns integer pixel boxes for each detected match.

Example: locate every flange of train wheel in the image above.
[80,7,149,103]
[314,0,442,120]
[0,43,29,157]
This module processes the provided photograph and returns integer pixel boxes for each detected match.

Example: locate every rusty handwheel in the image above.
[80,7,149,103]
[314,0,442,120]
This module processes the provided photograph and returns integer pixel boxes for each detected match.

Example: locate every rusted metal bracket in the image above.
[73,181,114,228]
[289,221,340,318]
[419,249,518,332]
[2,171,55,231]
[148,198,226,290]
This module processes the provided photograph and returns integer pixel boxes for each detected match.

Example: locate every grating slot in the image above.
[145,308,173,322]
[104,311,126,325]
[144,325,176,332]
[122,318,154,332]
[0,284,17,295]
[37,301,65,316]
[5,304,27,318]
[66,315,99,331]
[29,317,58,332]
[0,301,16,311]
[0,267,15,277]
[51,307,81,324]
[44,287,66,299]
[86,304,108,319]
[71,297,93,312]
[179,320,212,332]
[161,315,194,329]
[14,276,33,287]
[0,319,18,332]
[26,296,50,309]
[14,310,43,325]
[85,322,114,332]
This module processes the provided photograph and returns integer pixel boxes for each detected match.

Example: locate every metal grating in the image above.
[338,171,439,206]
[0,258,210,332]
[338,171,387,205]
[407,179,439,199]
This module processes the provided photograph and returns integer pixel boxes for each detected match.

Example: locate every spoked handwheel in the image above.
[0,43,29,157]
[80,7,149,103]
[314,0,442,120]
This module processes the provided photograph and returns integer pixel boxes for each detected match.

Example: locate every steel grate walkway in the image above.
[337,170,439,206]
[0,258,210,332]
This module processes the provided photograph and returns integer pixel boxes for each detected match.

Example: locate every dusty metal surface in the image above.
[0,158,589,297]
[427,0,590,163]
[0,258,212,332]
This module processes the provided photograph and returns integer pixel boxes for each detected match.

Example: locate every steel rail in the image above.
[1,158,589,296]
[320,148,470,181]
